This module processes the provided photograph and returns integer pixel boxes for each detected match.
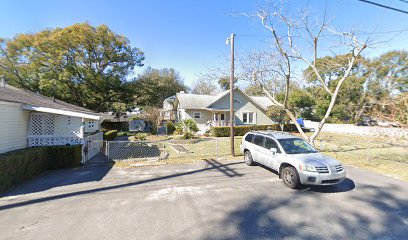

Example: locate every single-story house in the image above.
[164,88,275,132]
[0,83,101,156]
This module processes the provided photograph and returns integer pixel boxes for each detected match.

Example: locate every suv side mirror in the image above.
[270,147,277,156]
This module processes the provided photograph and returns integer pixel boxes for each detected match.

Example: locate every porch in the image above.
[210,111,233,127]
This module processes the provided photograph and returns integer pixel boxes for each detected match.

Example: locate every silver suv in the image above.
[240,131,346,189]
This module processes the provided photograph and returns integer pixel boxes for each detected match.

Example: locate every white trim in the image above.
[242,112,255,124]
[205,88,270,112]
[0,100,22,106]
[23,105,100,120]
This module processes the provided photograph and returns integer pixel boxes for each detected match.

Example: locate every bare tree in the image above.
[244,1,368,144]
[191,78,219,95]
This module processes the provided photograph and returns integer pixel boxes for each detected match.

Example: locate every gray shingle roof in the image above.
[0,84,96,114]
[176,92,217,109]
[251,96,274,109]
[175,89,274,110]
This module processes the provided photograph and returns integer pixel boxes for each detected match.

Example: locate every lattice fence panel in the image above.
[28,112,83,147]
[29,113,55,135]
[28,137,83,147]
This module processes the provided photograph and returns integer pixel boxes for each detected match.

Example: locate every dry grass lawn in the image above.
[114,132,408,182]
[311,132,408,182]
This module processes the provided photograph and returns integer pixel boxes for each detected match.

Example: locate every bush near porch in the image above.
[0,145,82,193]
[210,124,298,137]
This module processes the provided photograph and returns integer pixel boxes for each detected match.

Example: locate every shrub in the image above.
[0,145,82,193]
[46,145,82,169]
[118,131,136,137]
[210,124,298,137]
[166,121,176,135]
[101,122,129,131]
[182,132,195,139]
[175,119,199,139]
[103,130,118,141]
[128,133,148,141]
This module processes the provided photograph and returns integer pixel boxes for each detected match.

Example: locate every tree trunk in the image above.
[261,88,310,142]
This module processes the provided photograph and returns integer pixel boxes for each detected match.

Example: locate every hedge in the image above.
[0,145,82,193]
[103,130,118,141]
[101,122,129,131]
[210,124,298,137]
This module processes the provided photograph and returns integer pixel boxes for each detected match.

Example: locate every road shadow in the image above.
[204,159,244,177]
[258,164,279,176]
[307,178,355,193]
[200,182,408,239]
[1,163,113,198]
[0,159,243,211]
[259,165,355,193]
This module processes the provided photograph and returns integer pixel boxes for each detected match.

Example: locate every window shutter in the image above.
[253,112,257,124]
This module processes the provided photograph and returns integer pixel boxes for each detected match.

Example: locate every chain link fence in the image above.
[107,141,168,161]
[105,137,243,163]
[164,138,242,162]
[105,133,408,173]
[315,134,408,165]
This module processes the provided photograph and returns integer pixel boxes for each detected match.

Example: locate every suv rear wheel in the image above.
[244,150,254,166]
[282,166,301,189]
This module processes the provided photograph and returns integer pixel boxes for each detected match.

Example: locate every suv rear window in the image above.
[252,135,264,146]
[245,134,254,142]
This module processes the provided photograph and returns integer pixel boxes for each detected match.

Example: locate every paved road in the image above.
[1,159,407,240]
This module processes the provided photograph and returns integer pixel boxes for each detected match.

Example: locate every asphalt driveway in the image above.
[1,159,407,240]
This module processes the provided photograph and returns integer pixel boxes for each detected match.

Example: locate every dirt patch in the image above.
[170,144,192,154]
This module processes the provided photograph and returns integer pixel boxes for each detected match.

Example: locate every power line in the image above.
[356,0,408,14]
[236,27,408,38]
[397,0,408,4]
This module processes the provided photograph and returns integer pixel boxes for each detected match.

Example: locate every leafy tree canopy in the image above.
[130,67,188,107]
[302,51,408,123]
[0,23,145,112]
[218,76,237,90]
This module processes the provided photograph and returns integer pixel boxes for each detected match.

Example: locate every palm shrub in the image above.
[175,119,199,139]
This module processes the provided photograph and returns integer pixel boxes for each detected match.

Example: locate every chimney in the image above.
[180,91,185,94]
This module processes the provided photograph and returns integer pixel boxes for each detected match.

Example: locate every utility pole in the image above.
[227,33,235,157]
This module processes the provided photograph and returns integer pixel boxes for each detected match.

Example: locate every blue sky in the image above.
[1,0,408,87]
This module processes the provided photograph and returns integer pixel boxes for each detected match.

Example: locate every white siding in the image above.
[208,90,275,125]
[184,109,212,130]
[0,101,29,153]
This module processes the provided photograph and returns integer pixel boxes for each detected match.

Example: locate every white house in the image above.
[0,83,102,158]
[163,88,276,132]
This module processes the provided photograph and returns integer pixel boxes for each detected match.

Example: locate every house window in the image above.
[220,113,225,121]
[243,112,254,124]
[193,112,201,119]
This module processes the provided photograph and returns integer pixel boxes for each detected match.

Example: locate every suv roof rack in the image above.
[252,130,295,139]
